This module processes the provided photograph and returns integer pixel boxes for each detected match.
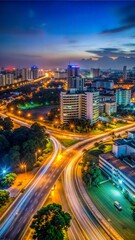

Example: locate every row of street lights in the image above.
[10,108,44,121]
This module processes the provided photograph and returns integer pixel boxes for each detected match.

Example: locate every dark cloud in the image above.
[85,48,135,58]
[124,43,135,47]
[68,40,78,44]
[100,48,119,52]
[101,2,135,34]
[101,24,135,34]
[80,56,135,69]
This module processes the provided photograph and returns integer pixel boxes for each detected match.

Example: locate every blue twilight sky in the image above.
[0,0,135,69]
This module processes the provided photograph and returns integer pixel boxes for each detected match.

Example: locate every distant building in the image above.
[22,68,33,81]
[115,88,131,106]
[67,65,80,89]
[105,101,117,116]
[31,65,38,79]
[54,69,67,79]
[90,68,100,78]
[123,65,127,81]
[60,89,99,125]
[92,79,114,89]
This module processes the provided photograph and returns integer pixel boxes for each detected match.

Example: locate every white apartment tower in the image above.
[60,90,99,125]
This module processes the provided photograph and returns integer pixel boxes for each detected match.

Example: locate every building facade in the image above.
[99,153,135,202]
[67,65,80,89]
[99,131,135,202]
[115,88,131,106]
[60,90,99,124]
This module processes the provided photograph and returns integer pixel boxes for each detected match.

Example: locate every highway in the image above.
[0,136,61,239]
[0,113,135,239]
[44,177,86,240]
[64,142,124,240]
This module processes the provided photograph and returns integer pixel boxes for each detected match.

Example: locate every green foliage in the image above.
[0,117,13,131]
[0,190,10,208]
[31,203,72,240]
[2,117,13,131]
[60,118,91,133]
[0,122,50,171]
[82,147,104,187]
[0,134,10,153]
[0,173,17,188]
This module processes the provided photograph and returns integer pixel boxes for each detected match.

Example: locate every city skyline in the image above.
[0,0,135,69]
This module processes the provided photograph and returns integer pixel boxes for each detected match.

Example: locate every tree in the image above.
[0,134,10,153]
[2,117,13,131]
[99,144,105,152]
[0,190,10,207]
[0,173,17,188]
[31,203,72,240]
[9,146,20,167]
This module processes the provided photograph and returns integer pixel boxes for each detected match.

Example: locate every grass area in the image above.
[18,103,43,110]
[0,197,15,217]
[83,144,112,164]
[56,137,80,148]
[90,129,103,134]
[104,144,112,152]
[87,181,135,240]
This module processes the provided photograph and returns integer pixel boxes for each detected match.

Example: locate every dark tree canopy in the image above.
[31,203,72,240]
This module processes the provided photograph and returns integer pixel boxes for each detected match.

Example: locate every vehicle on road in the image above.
[114,201,122,211]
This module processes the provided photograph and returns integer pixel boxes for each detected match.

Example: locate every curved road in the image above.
[0,113,135,239]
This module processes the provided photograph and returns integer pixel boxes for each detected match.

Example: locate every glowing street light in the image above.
[35,149,41,161]
[10,107,14,111]
[27,113,31,118]
[2,169,7,175]
[18,110,21,117]
[20,163,27,173]
[39,116,44,121]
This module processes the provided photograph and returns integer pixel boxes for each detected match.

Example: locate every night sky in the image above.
[0,0,135,69]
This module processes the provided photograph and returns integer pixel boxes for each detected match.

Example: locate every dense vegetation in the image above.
[0,117,50,172]
[7,89,63,110]
[54,118,126,133]
[81,144,112,187]
[31,203,72,240]
[0,190,10,207]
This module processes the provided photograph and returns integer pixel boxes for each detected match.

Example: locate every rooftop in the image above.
[100,152,135,183]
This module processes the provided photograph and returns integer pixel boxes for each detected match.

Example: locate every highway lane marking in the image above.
[24,207,28,212]
[30,208,34,213]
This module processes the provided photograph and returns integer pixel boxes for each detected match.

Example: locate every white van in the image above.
[114,201,122,210]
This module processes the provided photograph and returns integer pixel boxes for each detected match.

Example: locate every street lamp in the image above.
[39,116,44,121]
[18,110,21,117]
[2,169,7,175]
[27,113,31,118]
[35,149,41,161]
[20,163,27,173]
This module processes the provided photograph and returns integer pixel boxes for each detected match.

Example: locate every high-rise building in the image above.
[31,65,38,79]
[105,101,117,116]
[67,65,80,89]
[60,89,99,125]
[22,68,33,81]
[90,68,100,78]
[123,66,127,81]
[115,89,131,106]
